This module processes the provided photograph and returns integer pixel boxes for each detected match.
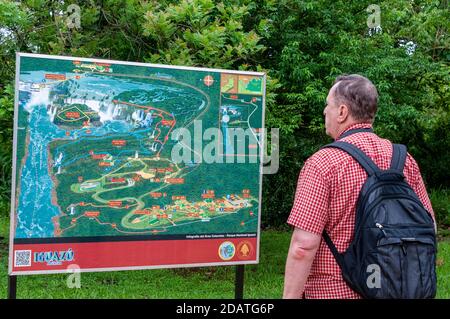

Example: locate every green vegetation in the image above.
[432,189,450,238]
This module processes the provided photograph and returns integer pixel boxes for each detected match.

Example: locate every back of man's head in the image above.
[333,74,379,122]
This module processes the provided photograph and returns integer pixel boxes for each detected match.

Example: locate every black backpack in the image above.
[322,128,437,299]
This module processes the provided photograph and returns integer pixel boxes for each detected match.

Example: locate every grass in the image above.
[0,213,449,299]
[0,215,290,299]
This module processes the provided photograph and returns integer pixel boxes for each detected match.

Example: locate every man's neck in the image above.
[334,122,373,140]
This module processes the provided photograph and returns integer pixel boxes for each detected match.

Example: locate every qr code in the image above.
[14,250,31,267]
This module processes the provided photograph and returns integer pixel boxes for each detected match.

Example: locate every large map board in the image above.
[9,53,265,275]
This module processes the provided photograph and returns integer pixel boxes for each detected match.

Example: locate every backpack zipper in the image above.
[375,222,434,256]
[355,194,430,243]
[375,223,387,236]
[375,223,434,229]
[355,181,425,229]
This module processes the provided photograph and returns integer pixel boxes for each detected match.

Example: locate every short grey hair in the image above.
[333,74,379,122]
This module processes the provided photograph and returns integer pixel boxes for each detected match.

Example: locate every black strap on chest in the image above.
[337,127,374,139]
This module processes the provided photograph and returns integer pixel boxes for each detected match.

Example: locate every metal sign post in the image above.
[8,275,17,299]
[234,265,245,299]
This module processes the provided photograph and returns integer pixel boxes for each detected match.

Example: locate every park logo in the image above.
[33,249,75,266]
[218,241,235,261]
[236,241,253,260]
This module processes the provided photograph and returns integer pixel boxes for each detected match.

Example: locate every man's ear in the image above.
[337,104,349,123]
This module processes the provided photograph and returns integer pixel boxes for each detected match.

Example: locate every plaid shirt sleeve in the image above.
[287,157,329,235]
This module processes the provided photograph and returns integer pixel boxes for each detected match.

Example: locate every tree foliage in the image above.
[260,0,449,226]
[0,0,448,227]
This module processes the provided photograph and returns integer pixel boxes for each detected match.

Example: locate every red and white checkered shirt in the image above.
[287,123,435,299]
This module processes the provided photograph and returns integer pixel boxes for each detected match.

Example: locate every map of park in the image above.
[14,55,264,239]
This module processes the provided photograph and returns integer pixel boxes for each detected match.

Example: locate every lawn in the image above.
[0,215,449,299]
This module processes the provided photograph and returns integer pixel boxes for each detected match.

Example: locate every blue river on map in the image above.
[15,106,134,238]
[15,70,204,238]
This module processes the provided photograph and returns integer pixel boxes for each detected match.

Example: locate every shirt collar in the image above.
[335,122,373,140]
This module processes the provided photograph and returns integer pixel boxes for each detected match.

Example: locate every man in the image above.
[283,74,436,299]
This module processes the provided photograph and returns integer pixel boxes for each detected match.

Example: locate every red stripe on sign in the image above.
[11,238,258,273]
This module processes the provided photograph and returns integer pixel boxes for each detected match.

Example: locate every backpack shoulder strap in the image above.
[322,230,344,268]
[322,141,380,176]
[390,144,407,173]
[338,127,373,139]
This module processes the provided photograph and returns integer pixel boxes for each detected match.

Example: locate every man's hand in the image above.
[283,227,321,299]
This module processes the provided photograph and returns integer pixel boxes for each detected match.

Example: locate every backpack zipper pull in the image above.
[376,223,387,236]
[401,243,407,256]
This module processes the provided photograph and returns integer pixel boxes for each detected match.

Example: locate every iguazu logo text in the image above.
[34,249,74,266]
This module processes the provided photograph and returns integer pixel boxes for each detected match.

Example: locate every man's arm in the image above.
[283,227,322,299]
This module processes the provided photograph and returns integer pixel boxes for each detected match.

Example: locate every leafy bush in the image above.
[0,0,448,228]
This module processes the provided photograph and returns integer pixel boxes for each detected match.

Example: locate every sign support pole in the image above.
[8,275,17,299]
[234,265,245,299]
